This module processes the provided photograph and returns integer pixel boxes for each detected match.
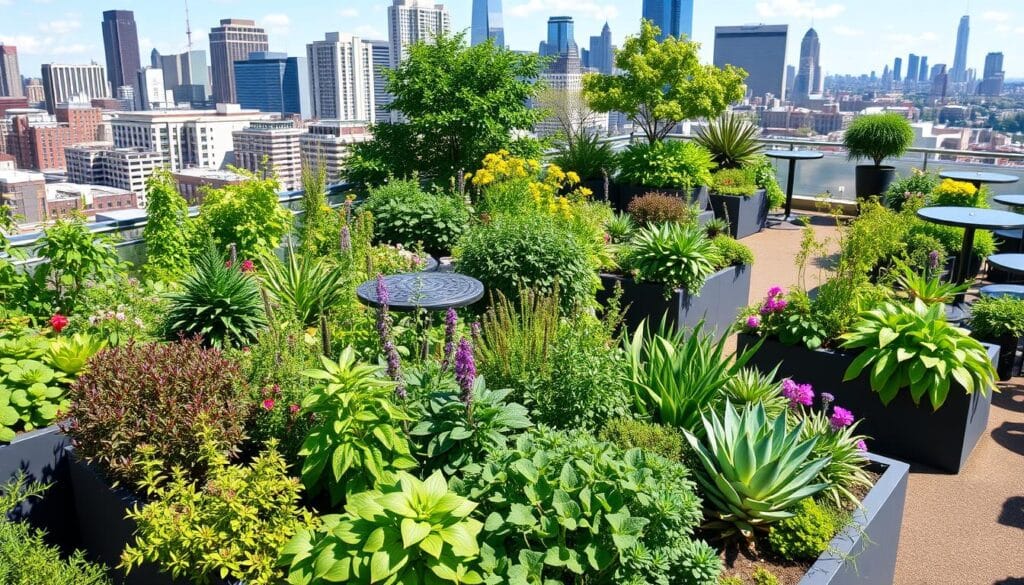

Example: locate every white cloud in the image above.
[338,8,359,18]
[261,13,291,37]
[982,10,1012,22]
[755,0,845,20]
[507,0,618,21]
[0,33,91,56]
[38,18,81,34]
[355,24,385,39]
[833,25,863,37]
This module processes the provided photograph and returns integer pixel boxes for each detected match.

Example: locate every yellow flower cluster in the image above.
[468,150,593,219]
[466,150,540,187]
[934,178,977,198]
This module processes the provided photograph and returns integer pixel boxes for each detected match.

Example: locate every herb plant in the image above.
[710,168,758,196]
[621,223,720,296]
[970,295,1024,339]
[259,245,350,327]
[361,179,471,257]
[552,131,617,181]
[767,498,844,561]
[141,169,193,282]
[194,171,292,259]
[598,418,687,461]
[842,112,914,167]
[616,140,716,190]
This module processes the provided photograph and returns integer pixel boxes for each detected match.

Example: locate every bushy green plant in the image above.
[893,262,969,304]
[259,246,350,328]
[44,332,105,376]
[930,178,985,208]
[457,428,719,585]
[970,295,1024,338]
[362,179,471,257]
[298,348,416,503]
[703,217,730,239]
[67,275,167,346]
[605,212,636,244]
[711,235,754,268]
[456,214,597,313]
[695,114,762,170]
[474,288,560,396]
[711,168,758,196]
[749,155,786,209]
[767,498,841,561]
[165,246,267,349]
[721,366,787,419]
[684,402,830,540]
[552,131,617,181]
[281,471,486,585]
[908,219,995,262]
[194,171,292,259]
[622,223,720,296]
[599,418,687,461]
[843,113,913,167]
[617,140,716,190]
[121,430,314,585]
[884,171,939,210]
[0,334,80,442]
[297,162,341,258]
[626,192,694,225]
[841,300,997,410]
[752,567,782,585]
[142,169,193,282]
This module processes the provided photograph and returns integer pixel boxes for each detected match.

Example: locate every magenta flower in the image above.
[767,286,784,298]
[782,379,814,408]
[262,398,275,411]
[830,406,855,430]
[289,404,300,414]
[856,439,868,452]
[454,337,476,414]
[746,315,760,329]
[240,259,256,273]
[49,314,69,333]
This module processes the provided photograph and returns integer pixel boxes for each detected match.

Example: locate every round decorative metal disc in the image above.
[356,273,485,311]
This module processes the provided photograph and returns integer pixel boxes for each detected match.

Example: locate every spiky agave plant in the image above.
[694,114,763,169]
[259,244,349,328]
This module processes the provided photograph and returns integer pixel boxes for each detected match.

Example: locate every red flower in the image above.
[289,404,300,414]
[262,398,275,411]
[49,314,69,333]
[225,260,233,269]
[240,259,255,273]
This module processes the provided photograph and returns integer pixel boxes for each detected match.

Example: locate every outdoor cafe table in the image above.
[939,170,1019,191]
[986,254,1024,277]
[765,150,824,222]
[916,206,1024,285]
[355,272,484,312]
[993,195,1024,251]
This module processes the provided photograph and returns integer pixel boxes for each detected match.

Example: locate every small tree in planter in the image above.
[843,113,914,199]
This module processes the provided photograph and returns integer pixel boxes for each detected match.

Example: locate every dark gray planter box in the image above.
[597,264,751,336]
[709,189,768,239]
[737,334,996,473]
[799,452,909,585]
[615,184,709,214]
[0,425,78,549]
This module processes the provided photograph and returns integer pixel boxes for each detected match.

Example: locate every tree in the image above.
[193,169,292,260]
[535,86,600,148]
[583,20,747,144]
[345,33,545,186]
[296,158,337,257]
[142,169,193,282]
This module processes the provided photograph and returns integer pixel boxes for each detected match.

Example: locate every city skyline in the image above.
[2,1,1024,82]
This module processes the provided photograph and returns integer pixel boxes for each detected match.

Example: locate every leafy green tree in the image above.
[583,20,747,144]
[296,159,337,257]
[346,33,545,186]
[142,169,192,282]
[193,169,292,260]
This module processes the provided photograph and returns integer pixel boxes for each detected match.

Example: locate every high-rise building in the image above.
[367,40,393,123]
[5,104,103,171]
[931,64,948,101]
[388,0,451,68]
[161,50,210,106]
[66,142,169,204]
[137,67,168,110]
[0,170,47,224]
[536,43,606,138]
[951,15,969,83]
[25,79,45,104]
[642,0,694,40]
[540,16,575,57]
[906,54,920,85]
[893,57,903,83]
[588,22,615,75]
[234,52,310,118]
[40,63,110,113]
[0,45,23,98]
[713,25,789,101]
[307,33,375,122]
[101,10,142,103]
[233,120,305,191]
[471,0,505,48]
[919,56,929,82]
[300,120,371,184]
[793,28,821,102]
[978,52,1005,96]
[209,19,269,104]
[150,48,161,69]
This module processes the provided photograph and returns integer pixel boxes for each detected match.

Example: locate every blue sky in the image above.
[3,0,1024,79]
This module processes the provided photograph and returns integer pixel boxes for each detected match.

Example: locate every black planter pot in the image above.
[579,177,616,203]
[709,189,769,239]
[799,453,909,585]
[597,265,751,337]
[973,333,1019,380]
[0,425,79,550]
[736,334,996,473]
[854,165,897,199]
[615,184,709,214]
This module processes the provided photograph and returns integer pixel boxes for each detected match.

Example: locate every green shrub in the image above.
[599,418,687,461]
[752,567,782,585]
[296,162,340,258]
[142,169,193,282]
[721,366,787,419]
[694,114,762,170]
[622,223,720,296]
[259,246,350,328]
[67,275,167,346]
[884,171,939,210]
[718,577,744,585]
[617,140,716,190]
[552,132,617,181]
[627,192,695,225]
[194,172,292,260]
[767,498,841,560]
[605,212,636,244]
[970,295,1024,338]
[711,168,758,196]
[456,214,597,313]
[749,155,786,209]
[361,178,471,257]
[843,113,913,167]
[703,217,730,238]
[712,235,754,268]
[0,335,77,442]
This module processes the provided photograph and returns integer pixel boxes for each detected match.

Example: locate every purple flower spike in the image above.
[830,406,855,430]
[928,250,940,270]
[856,439,868,452]
[820,392,835,406]
[454,337,476,413]
[340,225,351,254]
[376,274,390,307]
[441,308,458,371]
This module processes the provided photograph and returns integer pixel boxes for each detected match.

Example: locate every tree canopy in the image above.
[583,21,747,144]
[142,168,193,282]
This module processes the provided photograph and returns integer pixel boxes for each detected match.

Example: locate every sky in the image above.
[3,0,1024,80]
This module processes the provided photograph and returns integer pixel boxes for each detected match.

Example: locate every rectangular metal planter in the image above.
[709,189,768,239]
[598,265,751,336]
[737,333,996,473]
[613,184,709,213]
[799,452,909,585]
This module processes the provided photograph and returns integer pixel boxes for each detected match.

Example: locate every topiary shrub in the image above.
[627,192,694,225]
[617,140,716,190]
[599,418,687,461]
[712,235,754,268]
[361,178,471,257]
[843,113,914,168]
[66,338,248,485]
[767,498,842,560]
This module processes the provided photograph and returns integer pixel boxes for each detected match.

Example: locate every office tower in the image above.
[589,22,615,75]
[101,11,142,101]
[388,0,451,68]
[367,39,393,123]
[150,48,161,69]
[536,43,605,137]
[540,16,575,57]
[471,0,505,48]
[234,52,310,118]
[893,57,902,82]
[919,56,929,81]
[793,28,821,102]
[209,19,269,104]
[951,15,969,83]
[785,64,796,96]
[0,45,23,98]
[906,54,920,85]
[714,25,789,100]
[581,48,590,68]
[931,64,948,101]
[307,33,375,122]
[642,0,694,40]
[301,121,371,183]
[25,79,45,104]
[5,104,102,171]
[978,52,1005,96]
[233,120,304,190]
[161,50,210,105]
[137,67,168,110]
[40,63,110,113]
[0,170,46,224]
[66,143,169,201]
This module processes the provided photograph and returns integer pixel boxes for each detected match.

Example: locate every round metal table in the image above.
[356,272,484,312]
[986,254,1024,276]
[992,196,1024,252]
[765,150,824,223]
[993,194,1024,209]
[939,171,1019,191]
[916,206,1024,284]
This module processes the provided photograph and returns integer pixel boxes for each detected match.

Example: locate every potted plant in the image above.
[967,295,1024,380]
[843,113,914,199]
[551,132,618,202]
[615,140,717,213]
[707,168,768,239]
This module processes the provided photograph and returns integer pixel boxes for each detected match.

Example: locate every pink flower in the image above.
[49,314,69,333]
[746,315,760,329]
[856,440,868,452]
[240,259,256,273]
[262,398,275,411]
[782,379,814,407]
[830,406,855,430]
[289,404,300,414]
[767,286,784,298]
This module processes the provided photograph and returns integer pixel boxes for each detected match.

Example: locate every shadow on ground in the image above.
[991,421,1024,457]
[999,496,1024,531]
[993,578,1024,585]
[994,383,1024,414]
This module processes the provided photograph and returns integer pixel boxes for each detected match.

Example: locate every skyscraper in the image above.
[40,63,110,113]
[642,0,694,40]
[367,39,393,123]
[137,67,167,110]
[893,57,902,82]
[209,19,269,104]
[978,52,1005,96]
[101,10,141,104]
[919,56,929,82]
[0,45,22,98]
[951,15,969,83]
[388,0,451,68]
[471,0,504,48]
[588,22,615,74]
[540,16,575,57]
[713,25,789,100]
[931,64,948,101]
[150,48,161,69]
[161,50,210,106]
[906,54,920,85]
[793,28,821,102]
[307,33,375,122]
[235,52,310,118]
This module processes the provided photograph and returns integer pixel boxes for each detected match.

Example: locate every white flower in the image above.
[115,312,126,321]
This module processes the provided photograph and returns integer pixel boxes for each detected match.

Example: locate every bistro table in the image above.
[356,272,484,312]
[992,195,1024,252]
[986,254,1024,276]
[916,206,1024,285]
[939,170,1019,192]
[765,150,824,223]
